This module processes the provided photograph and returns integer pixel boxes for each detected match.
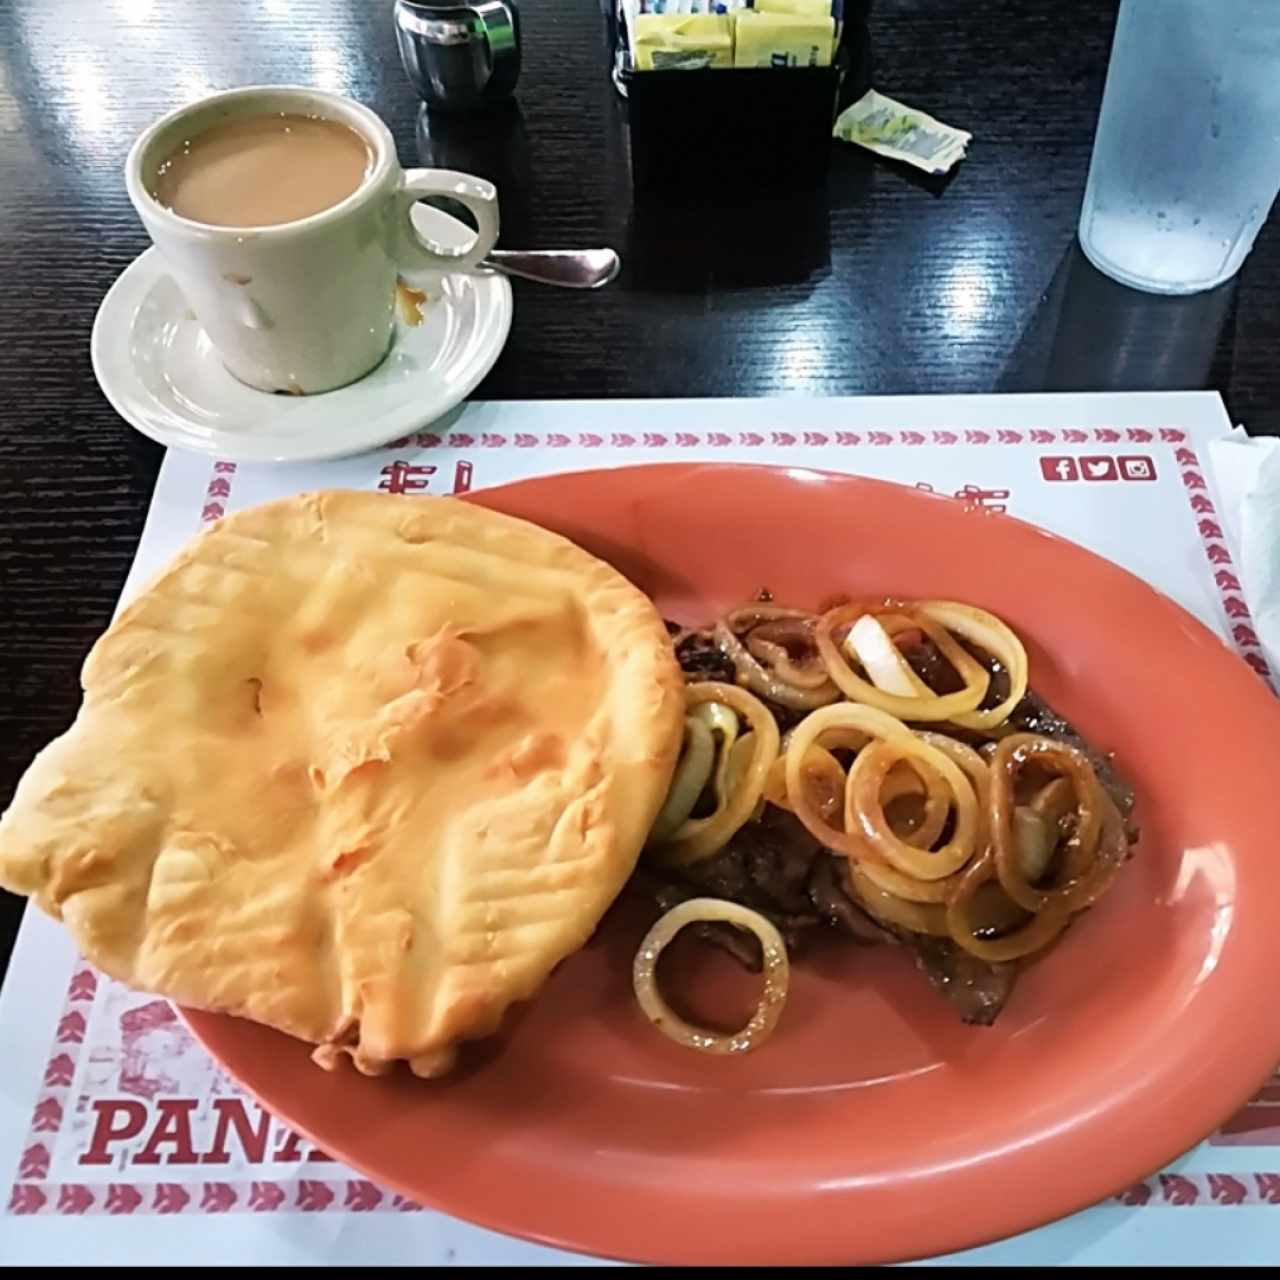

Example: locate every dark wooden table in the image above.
[1,0,1277,978]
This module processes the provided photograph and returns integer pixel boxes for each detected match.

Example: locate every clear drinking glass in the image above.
[1078,0,1280,295]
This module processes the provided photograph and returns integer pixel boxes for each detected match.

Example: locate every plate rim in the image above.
[178,462,1280,1264]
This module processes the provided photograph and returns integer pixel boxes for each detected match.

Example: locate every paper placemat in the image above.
[3,391,1276,1267]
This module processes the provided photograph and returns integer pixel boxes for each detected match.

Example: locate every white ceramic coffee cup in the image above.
[125,85,500,395]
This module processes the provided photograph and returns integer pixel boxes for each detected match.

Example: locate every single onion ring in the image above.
[844,860,950,936]
[649,682,780,867]
[633,898,790,1055]
[782,702,919,860]
[854,735,993,905]
[746,616,835,690]
[849,732,1008,921]
[817,602,990,721]
[991,734,1107,913]
[847,737,980,880]
[648,715,716,843]
[916,601,1029,731]
[945,849,1070,962]
[715,608,839,710]
[848,731,993,900]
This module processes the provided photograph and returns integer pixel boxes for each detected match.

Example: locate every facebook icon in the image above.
[1039,456,1079,482]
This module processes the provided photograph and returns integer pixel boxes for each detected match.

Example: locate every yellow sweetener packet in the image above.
[733,11,835,69]
[632,14,734,71]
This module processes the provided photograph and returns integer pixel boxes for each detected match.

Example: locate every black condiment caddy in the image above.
[606,4,872,195]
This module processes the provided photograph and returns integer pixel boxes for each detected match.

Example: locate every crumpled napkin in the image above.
[1207,427,1280,678]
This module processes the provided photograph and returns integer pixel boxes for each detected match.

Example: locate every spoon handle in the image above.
[482,248,621,290]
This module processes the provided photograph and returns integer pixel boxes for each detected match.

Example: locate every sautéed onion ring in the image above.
[649,682,780,867]
[714,607,838,710]
[633,898,790,1055]
[817,602,990,722]
[648,715,716,843]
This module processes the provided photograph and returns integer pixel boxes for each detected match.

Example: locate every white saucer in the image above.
[90,206,512,463]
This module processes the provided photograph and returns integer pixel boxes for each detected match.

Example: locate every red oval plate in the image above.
[183,465,1280,1265]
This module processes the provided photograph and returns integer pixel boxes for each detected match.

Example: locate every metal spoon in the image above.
[480,248,621,290]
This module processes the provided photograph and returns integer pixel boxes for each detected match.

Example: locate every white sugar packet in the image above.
[1207,426,1280,676]
[834,88,972,174]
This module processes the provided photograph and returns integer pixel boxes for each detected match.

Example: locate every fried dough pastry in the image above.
[0,491,683,1076]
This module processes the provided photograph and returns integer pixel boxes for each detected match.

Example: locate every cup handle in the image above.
[394,169,500,272]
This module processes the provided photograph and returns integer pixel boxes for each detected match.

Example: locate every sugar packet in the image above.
[734,10,835,67]
[632,13,734,69]
[833,89,972,175]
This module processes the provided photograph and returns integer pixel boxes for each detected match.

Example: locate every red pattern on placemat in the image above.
[249,1181,287,1212]
[201,1182,238,1212]
[154,1183,191,1214]
[7,1177,421,1216]
[1175,443,1274,689]
[6,951,416,1218]
[9,1184,48,1215]
[55,1011,85,1044]
[1257,1174,1280,1203]
[31,1097,62,1132]
[200,460,238,525]
[67,969,97,1001]
[296,1180,335,1212]
[1208,1174,1248,1205]
[57,1184,95,1214]
[1109,1173,1280,1206]
[43,1053,74,1087]
[345,1180,384,1212]
[105,1184,143,1215]
[1159,1174,1200,1204]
